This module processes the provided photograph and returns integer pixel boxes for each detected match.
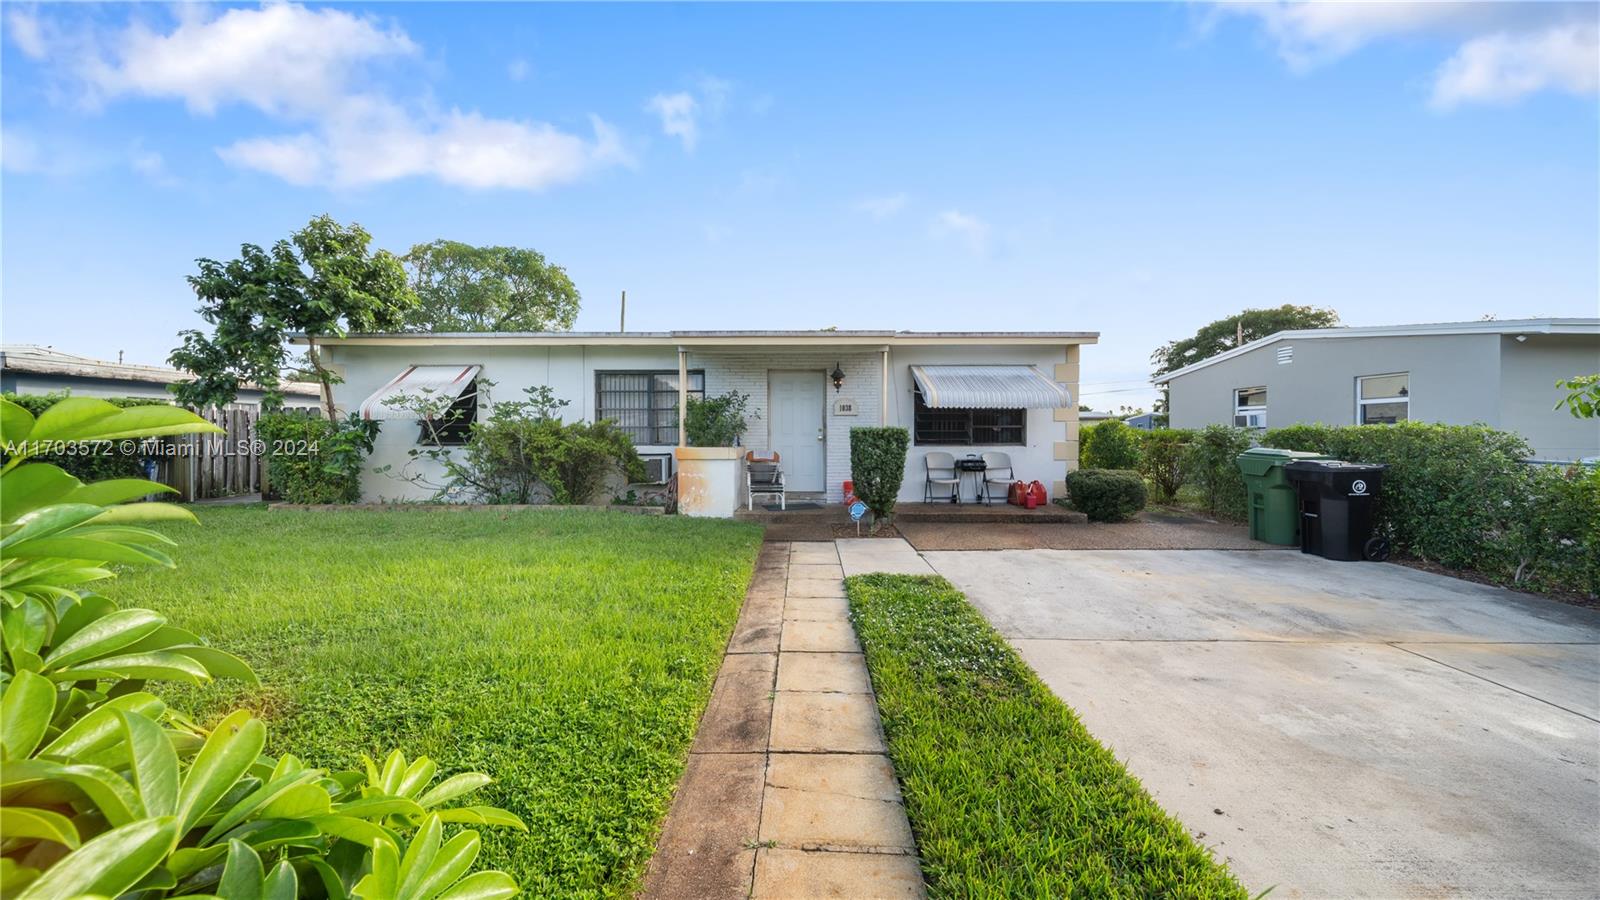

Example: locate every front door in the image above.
[768,370,827,492]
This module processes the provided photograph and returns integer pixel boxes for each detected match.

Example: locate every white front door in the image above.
[768,371,827,492]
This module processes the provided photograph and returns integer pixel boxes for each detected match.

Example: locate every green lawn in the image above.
[845,574,1251,899]
[115,506,763,898]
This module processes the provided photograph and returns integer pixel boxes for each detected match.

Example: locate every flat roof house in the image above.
[1156,318,1600,462]
[303,330,1097,505]
[0,344,322,409]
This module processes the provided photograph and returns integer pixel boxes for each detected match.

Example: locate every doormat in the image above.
[767,502,824,511]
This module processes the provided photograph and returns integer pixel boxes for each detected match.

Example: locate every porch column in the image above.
[677,347,688,447]
[880,347,890,425]
[1053,344,1082,495]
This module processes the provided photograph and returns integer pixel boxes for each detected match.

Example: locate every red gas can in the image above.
[842,480,856,505]
[1024,480,1047,509]
[1007,481,1027,506]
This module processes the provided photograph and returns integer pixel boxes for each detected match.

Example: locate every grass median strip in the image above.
[117,505,763,899]
[845,573,1251,898]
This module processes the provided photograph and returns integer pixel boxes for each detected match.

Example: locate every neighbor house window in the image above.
[596,370,705,445]
[913,387,1025,445]
[1357,373,1409,424]
[419,380,479,446]
[1233,387,1267,429]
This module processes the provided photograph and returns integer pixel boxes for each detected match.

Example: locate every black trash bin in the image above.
[1283,460,1389,562]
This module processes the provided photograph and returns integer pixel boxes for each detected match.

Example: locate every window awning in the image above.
[909,365,1072,409]
[359,365,481,420]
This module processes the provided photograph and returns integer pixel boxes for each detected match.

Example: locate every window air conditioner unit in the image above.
[1233,413,1266,428]
[1233,415,1250,427]
[639,454,672,485]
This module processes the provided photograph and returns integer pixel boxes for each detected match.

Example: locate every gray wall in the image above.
[1498,334,1600,461]
[1168,333,1502,432]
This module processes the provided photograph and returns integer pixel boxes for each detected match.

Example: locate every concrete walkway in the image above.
[641,541,924,899]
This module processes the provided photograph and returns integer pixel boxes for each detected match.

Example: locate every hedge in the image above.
[1263,422,1598,597]
[1065,469,1148,522]
[850,426,910,522]
[1,391,173,481]
[1080,420,1143,470]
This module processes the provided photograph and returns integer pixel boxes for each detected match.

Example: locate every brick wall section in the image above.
[697,351,883,503]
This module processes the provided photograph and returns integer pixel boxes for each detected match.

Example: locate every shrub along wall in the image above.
[1,391,172,481]
[1262,422,1599,597]
[1080,420,1144,470]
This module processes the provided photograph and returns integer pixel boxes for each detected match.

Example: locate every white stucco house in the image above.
[300,330,1096,506]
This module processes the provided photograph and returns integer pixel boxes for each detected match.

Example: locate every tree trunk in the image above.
[305,336,337,421]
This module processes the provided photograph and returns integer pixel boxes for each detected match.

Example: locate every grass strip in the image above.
[845,573,1251,899]
[117,506,762,899]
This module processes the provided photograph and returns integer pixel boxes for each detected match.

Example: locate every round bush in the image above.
[1065,468,1148,522]
[1081,420,1144,471]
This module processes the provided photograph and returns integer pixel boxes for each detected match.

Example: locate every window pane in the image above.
[1360,401,1408,424]
[1359,373,1408,400]
[1235,387,1267,408]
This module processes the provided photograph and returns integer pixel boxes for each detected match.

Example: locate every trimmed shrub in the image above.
[685,390,755,446]
[1184,425,1254,520]
[1138,428,1194,501]
[1,391,172,481]
[1261,422,1597,595]
[1065,468,1148,522]
[257,410,378,504]
[1080,420,1143,470]
[850,426,911,522]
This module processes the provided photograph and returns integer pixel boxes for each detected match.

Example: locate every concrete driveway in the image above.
[922,548,1600,899]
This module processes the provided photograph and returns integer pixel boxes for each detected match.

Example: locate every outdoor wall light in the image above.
[830,363,846,392]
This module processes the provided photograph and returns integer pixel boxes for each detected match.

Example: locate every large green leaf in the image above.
[433,807,526,830]
[38,692,165,760]
[217,840,265,900]
[263,859,299,900]
[0,759,143,826]
[50,650,210,685]
[415,773,491,809]
[171,646,259,686]
[396,815,443,900]
[28,399,220,445]
[176,710,267,833]
[431,871,518,900]
[333,796,426,820]
[92,502,198,525]
[122,711,179,818]
[1,504,105,550]
[0,806,80,848]
[352,838,399,900]
[1,397,36,446]
[4,536,177,567]
[72,479,178,508]
[15,816,180,900]
[410,830,481,900]
[44,608,166,670]
[307,815,393,849]
[201,770,323,844]
[0,465,80,522]
[0,667,54,759]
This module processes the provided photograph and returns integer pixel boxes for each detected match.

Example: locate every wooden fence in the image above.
[164,405,265,502]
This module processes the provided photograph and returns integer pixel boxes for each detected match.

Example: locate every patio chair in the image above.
[980,451,1014,505]
[746,451,785,510]
[924,451,960,503]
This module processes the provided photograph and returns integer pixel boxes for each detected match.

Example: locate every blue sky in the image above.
[3,2,1596,409]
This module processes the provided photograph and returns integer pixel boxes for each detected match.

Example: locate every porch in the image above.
[735,499,1086,541]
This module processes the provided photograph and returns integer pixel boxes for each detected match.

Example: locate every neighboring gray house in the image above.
[1156,318,1600,462]
[0,345,321,409]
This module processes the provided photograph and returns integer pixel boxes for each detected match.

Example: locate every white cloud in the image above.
[1432,23,1599,108]
[930,210,991,254]
[646,91,700,151]
[12,3,628,192]
[855,193,909,219]
[5,7,48,58]
[645,75,736,152]
[1207,1,1597,107]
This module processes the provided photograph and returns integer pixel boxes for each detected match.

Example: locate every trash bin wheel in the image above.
[1363,537,1391,562]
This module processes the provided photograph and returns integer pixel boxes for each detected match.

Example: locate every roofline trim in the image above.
[1154,318,1599,383]
[293,330,1100,348]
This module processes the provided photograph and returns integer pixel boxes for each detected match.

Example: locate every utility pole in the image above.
[620,290,627,332]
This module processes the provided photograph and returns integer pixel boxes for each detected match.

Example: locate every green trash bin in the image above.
[1236,448,1331,545]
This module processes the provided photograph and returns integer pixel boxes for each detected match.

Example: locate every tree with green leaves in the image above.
[169,215,415,418]
[402,240,580,333]
[1555,374,1599,418]
[1150,304,1339,412]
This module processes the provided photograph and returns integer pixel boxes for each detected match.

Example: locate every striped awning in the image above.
[909,365,1071,409]
[359,365,481,420]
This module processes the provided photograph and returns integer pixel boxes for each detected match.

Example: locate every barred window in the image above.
[913,387,1024,445]
[596,371,705,445]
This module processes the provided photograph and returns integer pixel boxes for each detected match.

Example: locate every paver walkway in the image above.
[641,541,925,899]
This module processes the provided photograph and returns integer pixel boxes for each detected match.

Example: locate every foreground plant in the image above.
[1,396,523,897]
